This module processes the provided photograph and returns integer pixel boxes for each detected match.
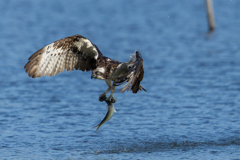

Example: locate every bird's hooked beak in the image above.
[91,74,96,79]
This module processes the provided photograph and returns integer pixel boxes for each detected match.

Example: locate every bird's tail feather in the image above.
[140,85,147,92]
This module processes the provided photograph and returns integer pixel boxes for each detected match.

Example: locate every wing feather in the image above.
[29,65,38,78]
[53,55,61,76]
[24,35,102,78]
[58,55,66,73]
[115,51,146,93]
[65,52,70,71]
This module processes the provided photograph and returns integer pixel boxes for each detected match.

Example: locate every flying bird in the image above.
[24,35,146,103]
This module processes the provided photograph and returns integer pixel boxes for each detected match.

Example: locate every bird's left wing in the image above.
[24,35,102,78]
[115,51,146,93]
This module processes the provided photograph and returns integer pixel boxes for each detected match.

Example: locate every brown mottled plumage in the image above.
[24,34,146,102]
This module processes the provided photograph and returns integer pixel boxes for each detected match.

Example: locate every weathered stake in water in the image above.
[205,0,215,32]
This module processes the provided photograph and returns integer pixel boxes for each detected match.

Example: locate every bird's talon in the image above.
[111,98,116,103]
[106,97,116,103]
[99,94,107,102]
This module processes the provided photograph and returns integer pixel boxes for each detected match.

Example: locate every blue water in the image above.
[1,0,240,159]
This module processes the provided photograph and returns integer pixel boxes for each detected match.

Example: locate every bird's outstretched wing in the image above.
[115,51,146,93]
[24,35,102,78]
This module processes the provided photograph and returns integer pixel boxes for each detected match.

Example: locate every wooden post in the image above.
[205,0,215,32]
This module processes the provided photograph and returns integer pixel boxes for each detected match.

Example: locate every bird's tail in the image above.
[139,85,147,92]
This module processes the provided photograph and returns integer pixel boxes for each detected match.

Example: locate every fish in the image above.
[93,100,117,132]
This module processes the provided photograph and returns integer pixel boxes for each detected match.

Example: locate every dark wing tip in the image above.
[24,48,44,78]
[131,50,145,93]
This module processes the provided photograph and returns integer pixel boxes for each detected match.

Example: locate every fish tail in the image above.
[92,124,101,132]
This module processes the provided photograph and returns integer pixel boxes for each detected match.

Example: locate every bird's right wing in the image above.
[115,51,146,93]
[24,35,102,78]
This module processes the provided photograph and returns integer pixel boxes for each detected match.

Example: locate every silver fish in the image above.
[93,100,116,132]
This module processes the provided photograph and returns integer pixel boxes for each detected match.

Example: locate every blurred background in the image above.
[0,0,240,159]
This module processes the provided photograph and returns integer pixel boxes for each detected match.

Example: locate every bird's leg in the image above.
[99,80,112,102]
[99,87,111,102]
[106,83,116,103]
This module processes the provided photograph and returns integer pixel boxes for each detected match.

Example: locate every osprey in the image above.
[24,35,146,103]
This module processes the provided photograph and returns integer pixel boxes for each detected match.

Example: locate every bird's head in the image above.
[91,67,106,80]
